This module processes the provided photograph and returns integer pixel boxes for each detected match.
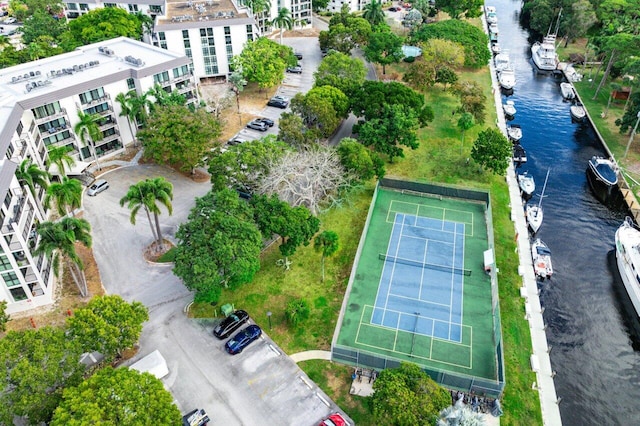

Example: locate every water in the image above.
[492,1,640,423]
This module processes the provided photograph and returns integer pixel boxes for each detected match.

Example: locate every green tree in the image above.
[115,90,139,145]
[314,51,367,97]
[68,7,143,46]
[174,189,262,303]
[137,104,222,173]
[434,0,483,19]
[272,7,294,44]
[372,362,451,425]
[561,0,597,47]
[235,37,290,90]
[228,68,247,115]
[358,104,420,162]
[291,87,347,138]
[363,0,385,26]
[277,113,321,149]
[320,8,371,54]
[337,137,385,182]
[285,298,310,325]
[457,112,475,153]
[0,300,9,332]
[146,84,188,112]
[364,27,404,75]
[8,0,64,22]
[120,177,173,250]
[44,176,82,217]
[21,9,68,45]
[0,327,84,425]
[435,66,458,89]
[314,230,339,282]
[35,217,92,297]
[16,158,49,200]
[454,80,487,124]
[471,128,512,175]
[46,145,76,178]
[74,111,104,170]
[51,367,181,426]
[67,295,148,362]
[351,80,433,126]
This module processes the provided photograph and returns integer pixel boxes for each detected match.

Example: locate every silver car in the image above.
[87,179,109,196]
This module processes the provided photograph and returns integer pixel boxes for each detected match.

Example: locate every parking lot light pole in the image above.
[267,311,272,330]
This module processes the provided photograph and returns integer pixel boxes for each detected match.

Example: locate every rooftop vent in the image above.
[124,56,145,67]
[98,46,115,56]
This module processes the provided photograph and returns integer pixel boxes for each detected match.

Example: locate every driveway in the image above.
[83,164,350,425]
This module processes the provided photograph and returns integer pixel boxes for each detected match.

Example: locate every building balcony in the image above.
[98,131,121,145]
[81,93,111,108]
[34,108,67,125]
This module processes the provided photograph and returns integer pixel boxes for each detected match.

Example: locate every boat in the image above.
[570,104,586,122]
[507,124,522,142]
[586,156,618,203]
[531,10,561,71]
[531,238,553,280]
[560,82,575,100]
[485,6,498,24]
[503,100,516,118]
[526,169,549,234]
[491,43,501,55]
[615,217,640,317]
[513,143,527,164]
[494,52,510,72]
[518,171,535,198]
[498,68,516,90]
[489,23,499,42]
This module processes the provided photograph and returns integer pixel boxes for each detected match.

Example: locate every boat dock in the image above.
[561,67,640,222]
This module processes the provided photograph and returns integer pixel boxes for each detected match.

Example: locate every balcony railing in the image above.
[81,93,111,108]
[34,107,67,125]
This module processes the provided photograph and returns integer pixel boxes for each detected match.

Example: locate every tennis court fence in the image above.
[378,253,472,276]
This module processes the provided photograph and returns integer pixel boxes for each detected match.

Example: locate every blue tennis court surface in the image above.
[371,213,465,342]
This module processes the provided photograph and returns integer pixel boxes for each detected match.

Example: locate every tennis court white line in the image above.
[377,213,406,327]
[447,223,458,338]
[419,237,428,300]
[386,292,451,309]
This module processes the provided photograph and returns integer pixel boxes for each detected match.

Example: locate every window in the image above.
[32,102,61,120]
[127,78,135,90]
[104,2,117,7]
[38,118,66,134]
[182,30,193,70]
[79,3,89,11]
[224,27,233,64]
[158,32,167,50]
[246,24,253,42]
[3,271,21,287]
[16,121,23,136]
[10,287,27,301]
[128,4,139,12]
[79,87,105,105]
[43,130,72,147]
[153,71,170,84]
[0,255,11,272]
[67,3,78,10]
[5,143,14,160]
[173,65,189,79]
[200,28,218,75]
[150,5,162,13]
[84,103,109,115]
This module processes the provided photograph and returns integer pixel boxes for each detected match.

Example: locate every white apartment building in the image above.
[325,0,368,13]
[0,37,196,314]
[62,0,311,81]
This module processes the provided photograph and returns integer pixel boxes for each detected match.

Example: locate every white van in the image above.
[87,179,109,196]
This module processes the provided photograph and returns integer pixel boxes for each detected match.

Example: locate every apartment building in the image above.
[324,0,368,13]
[0,37,196,314]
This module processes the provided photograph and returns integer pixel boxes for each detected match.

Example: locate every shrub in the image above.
[403,56,416,63]
[285,298,310,325]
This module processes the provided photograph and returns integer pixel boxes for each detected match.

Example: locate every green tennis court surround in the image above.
[331,179,505,397]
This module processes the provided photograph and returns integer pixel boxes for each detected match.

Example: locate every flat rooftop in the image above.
[156,0,250,27]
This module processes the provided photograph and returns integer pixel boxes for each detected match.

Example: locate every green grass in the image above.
[156,247,176,263]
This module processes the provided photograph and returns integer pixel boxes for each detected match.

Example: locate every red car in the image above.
[318,413,347,426]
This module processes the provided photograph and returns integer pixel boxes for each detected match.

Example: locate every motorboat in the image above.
[491,43,501,55]
[526,169,549,234]
[531,10,561,71]
[485,6,498,24]
[570,104,586,122]
[586,156,618,203]
[489,23,499,42]
[494,52,510,72]
[513,143,527,164]
[560,82,575,100]
[531,238,553,280]
[507,124,522,142]
[503,100,516,118]
[498,68,516,90]
[615,217,640,317]
[518,172,535,198]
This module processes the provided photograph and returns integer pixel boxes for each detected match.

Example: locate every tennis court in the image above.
[332,181,504,392]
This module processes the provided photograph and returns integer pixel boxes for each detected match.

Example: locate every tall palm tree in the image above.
[272,7,294,44]
[129,91,150,128]
[120,177,173,251]
[46,145,76,178]
[44,177,82,217]
[34,217,92,297]
[116,91,138,146]
[363,0,385,26]
[74,111,104,171]
[16,158,50,216]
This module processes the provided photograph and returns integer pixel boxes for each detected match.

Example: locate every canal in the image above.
[491,1,640,424]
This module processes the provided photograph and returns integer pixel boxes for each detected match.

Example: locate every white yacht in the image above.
[532,239,553,280]
[531,10,561,71]
[503,100,516,118]
[494,52,510,72]
[616,217,640,317]
[498,68,516,90]
[485,6,498,24]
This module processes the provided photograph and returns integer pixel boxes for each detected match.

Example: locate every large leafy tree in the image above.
[314,230,339,282]
[20,9,68,45]
[363,0,385,26]
[351,80,433,126]
[319,5,371,54]
[67,295,148,362]
[120,177,173,250]
[272,7,294,44]
[7,0,64,22]
[337,137,385,182]
[290,86,347,137]
[174,189,262,303]
[0,300,9,332]
[358,104,420,162]
[0,327,84,425]
[35,217,92,297]
[44,176,82,217]
[364,28,404,75]
[372,362,450,425]
[74,111,104,170]
[471,128,512,175]
[68,7,143,47]
[454,80,487,124]
[277,113,321,149]
[314,51,367,97]
[51,367,181,426]
[146,84,188,112]
[137,104,221,172]
[434,0,483,20]
[235,37,291,90]
[406,38,464,91]
[411,19,490,69]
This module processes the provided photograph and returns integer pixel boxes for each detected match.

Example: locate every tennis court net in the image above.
[378,253,472,276]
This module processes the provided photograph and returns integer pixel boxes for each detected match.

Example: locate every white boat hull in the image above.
[560,82,575,100]
[570,105,586,121]
[616,219,640,317]
[526,205,543,233]
[531,239,553,280]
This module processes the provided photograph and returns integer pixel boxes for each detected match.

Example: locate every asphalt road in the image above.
[83,164,349,425]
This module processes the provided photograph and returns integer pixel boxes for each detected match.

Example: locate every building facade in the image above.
[0,37,196,314]
[324,0,368,13]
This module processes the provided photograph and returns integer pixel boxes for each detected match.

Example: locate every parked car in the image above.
[224,324,262,355]
[286,65,302,74]
[213,310,250,339]
[267,97,289,109]
[87,179,109,196]
[255,117,274,127]
[227,137,246,145]
[388,6,399,11]
[182,408,210,426]
[4,17,16,24]
[294,52,303,60]
[246,120,268,131]
[318,413,347,426]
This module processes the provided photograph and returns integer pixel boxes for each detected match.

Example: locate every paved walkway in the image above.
[289,350,332,363]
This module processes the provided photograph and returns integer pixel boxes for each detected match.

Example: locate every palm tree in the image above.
[363,0,385,26]
[16,158,50,216]
[272,7,294,44]
[120,177,173,251]
[34,217,92,297]
[74,111,104,170]
[44,177,82,217]
[116,91,138,146]
[46,145,76,178]
[314,230,339,282]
